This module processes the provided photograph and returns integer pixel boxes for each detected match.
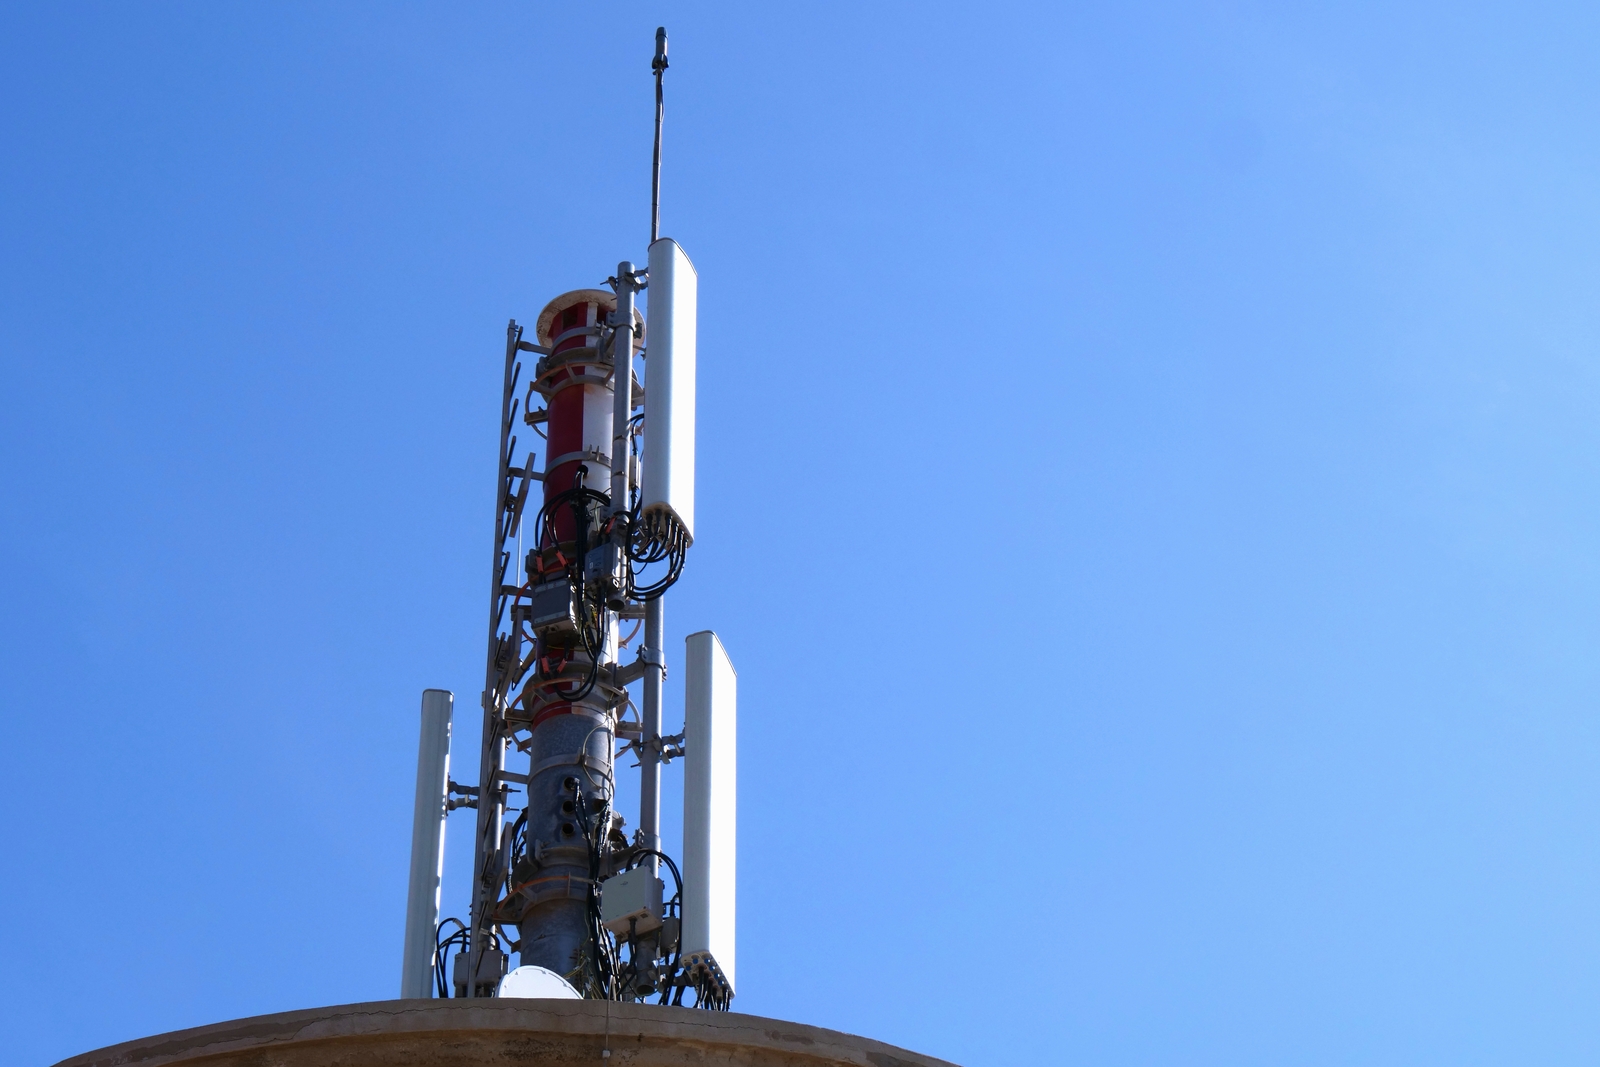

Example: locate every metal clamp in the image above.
[658,731,685,764]
[447,777,480,810]
[545,448,612,470]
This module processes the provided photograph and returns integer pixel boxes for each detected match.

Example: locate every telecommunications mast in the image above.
[400,26,738,1010]
[55,26,962,1067]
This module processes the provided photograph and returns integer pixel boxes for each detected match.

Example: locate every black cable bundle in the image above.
[573,784,620,999]
[530,476,610,702]
[433,918,470,998]
[625,507,689,600]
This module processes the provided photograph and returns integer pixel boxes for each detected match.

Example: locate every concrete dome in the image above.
[52,999,959,1067]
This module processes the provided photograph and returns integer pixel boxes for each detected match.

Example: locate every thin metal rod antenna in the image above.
[651,26,668,244]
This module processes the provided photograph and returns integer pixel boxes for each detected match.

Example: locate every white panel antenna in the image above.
[642,237,697,541]
[400,689,452,998]
[682,630,736,999]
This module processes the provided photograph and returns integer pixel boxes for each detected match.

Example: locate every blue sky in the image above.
[5,3,1600,1065]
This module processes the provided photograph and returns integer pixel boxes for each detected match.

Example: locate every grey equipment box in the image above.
[599,866,664,937]
[523,578,578,638]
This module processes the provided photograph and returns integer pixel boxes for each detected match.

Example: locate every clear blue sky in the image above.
[4,3,1600,1065]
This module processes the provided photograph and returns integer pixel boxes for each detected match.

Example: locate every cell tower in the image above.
[399,25,738,1010]
[54,28,959,1067]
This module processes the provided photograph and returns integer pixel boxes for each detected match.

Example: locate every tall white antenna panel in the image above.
[642,238,697,540]
[400,689,452,998]
[682,630,736,996]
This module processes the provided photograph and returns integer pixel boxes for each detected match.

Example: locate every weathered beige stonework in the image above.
[52,999,959,1067]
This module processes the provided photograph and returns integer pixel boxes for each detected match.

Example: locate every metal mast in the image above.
[640,23,670,891]
[427,26,734,1008]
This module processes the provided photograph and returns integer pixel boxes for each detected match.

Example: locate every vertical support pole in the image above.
[401,689,453,998]
[611,263,636,518]
[467,701,507,997]
[639,597,665,875]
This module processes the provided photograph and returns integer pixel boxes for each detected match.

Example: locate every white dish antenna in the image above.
[497,965,582,1000]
